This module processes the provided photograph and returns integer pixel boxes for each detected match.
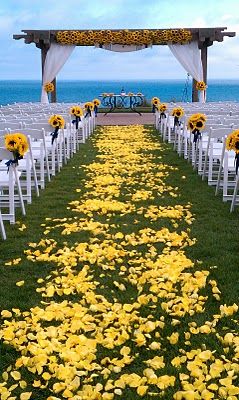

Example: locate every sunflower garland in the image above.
[44,82,54,93]
[4,133,29,166]
[196,81,207,91]
[226,130,239,173]
[56,29,192,46]
[187,113,207,143]
[172,107,184,128]
[70,106,84,129]
[48,115,65,144]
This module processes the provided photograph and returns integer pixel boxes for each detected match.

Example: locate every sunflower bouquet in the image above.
[5,133,29,166]
[159,103,167,120]
[70,106,83,129]
[151,97,160,113]
[84,102,94,118]
[93,99,101,116]
[44,82,54,93]
[196,81,207,91]
[48,115,65,144]
[226,130,239,173]
[187,113,207,143]
[172,107,184,127]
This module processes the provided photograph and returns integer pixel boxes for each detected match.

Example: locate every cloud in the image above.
[0,0,238,80]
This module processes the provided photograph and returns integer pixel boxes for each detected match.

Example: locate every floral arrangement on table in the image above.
[84,102,94,118]
[128,92,134,96]
[102,93,109,97]
[196,81,207,91]
[151,97,160,113]
[93,99,101,116]
[48,114,65,144]
[56,29,192,46]
[136,92,143,96]
[226,129,239,173]
[4,133,29,166]
[44,82,54,93]
[70,106,83,129]
[187,113,207,143]
[172,107,184,127]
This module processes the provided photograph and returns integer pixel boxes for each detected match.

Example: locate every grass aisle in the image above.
[0,125,239,400]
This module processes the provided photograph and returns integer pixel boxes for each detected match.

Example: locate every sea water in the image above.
[0,79,239,106]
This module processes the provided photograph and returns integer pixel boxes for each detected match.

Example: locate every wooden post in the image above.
[192,79,199,102]
[201,43,208,84]
[51,77,57,103]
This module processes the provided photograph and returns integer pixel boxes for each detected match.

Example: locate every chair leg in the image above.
[14,166,26,216]
[0,211,6,240]
[230,173,239,212]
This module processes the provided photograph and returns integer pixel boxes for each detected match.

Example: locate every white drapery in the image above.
[41,43,75,103]
[95,44,150,52]
[168,41,205,103]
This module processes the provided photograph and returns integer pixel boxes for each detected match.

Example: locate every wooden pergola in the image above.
[13,27,236,102]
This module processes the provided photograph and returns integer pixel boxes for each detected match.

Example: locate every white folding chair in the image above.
[0,208,6,240]
[0,148,26,224]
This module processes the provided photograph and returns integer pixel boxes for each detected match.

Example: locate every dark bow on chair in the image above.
[51,126,59,145]
[192,128,201,143]
[72,116,81,129]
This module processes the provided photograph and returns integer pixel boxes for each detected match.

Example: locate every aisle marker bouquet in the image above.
[93,99,101,116]
[226,130,239,174]
[70,106,83,129]
[159,103,167,120]
[5,133,29,167]
[151,97,160,113]
[48,115,65,144]
[84,102,94,118]
[172,107,184,127]
[187,113,207,143]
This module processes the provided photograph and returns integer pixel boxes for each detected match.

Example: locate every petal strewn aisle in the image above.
[0,125,238,399]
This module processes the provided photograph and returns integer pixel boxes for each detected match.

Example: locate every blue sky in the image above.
[0,0,239,80]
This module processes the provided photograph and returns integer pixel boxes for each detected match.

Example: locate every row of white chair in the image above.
[0,106,96,240]
[155,108,239,212]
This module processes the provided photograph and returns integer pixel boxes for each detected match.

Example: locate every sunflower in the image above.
[84,102,94,111]
[93,99,101,106]
[172,107,184,118]
[70,106,83,117]
[226,130,239,154]
[48,115,65,129]
[5,133,28,159]
[44,82,54,93]
[151,97,160,105]
[187,113,207,131]
[196,81,207,91]
[159,103,167,112]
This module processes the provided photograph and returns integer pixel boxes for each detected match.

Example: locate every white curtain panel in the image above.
[95,44,149,52]
[41,43,75,103]
[168,41,205,103]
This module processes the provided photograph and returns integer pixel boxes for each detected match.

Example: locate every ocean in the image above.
[0,79,239,106]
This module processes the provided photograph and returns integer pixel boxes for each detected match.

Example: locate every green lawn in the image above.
[0,125,238,399]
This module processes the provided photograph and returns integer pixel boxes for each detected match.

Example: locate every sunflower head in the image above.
[93,99,101,106]
[44,82,54,93]
[159,103,167,112]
